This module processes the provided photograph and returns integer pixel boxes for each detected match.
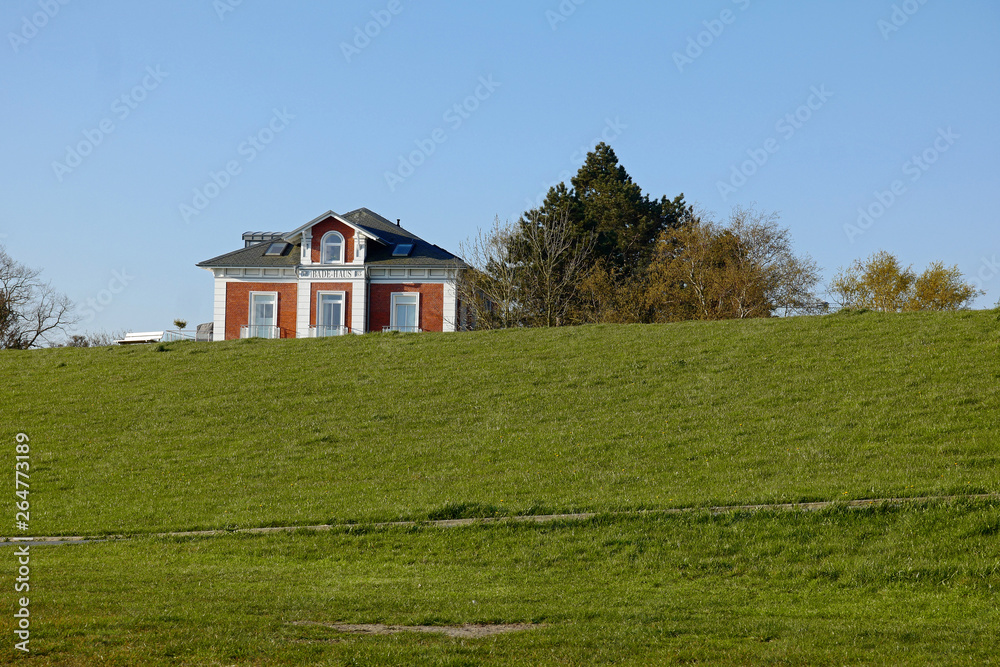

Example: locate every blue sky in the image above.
[2,0,998,334]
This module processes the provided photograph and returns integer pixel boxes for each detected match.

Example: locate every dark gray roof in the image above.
[197,208,467,269]
[197,241,302,268]
[341,208,465,267]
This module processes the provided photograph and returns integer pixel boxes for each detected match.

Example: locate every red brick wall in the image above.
[225,282,298,340]
[369,283,444,333]
[309,283,354,331]
[309,218,355,264]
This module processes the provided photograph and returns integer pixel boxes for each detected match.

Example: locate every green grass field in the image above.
[1,311,999,664]
[4,503,1000,665]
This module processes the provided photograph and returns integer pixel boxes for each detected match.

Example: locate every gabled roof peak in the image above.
[281,210,389,245]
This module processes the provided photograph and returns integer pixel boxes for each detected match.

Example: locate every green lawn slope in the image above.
[2,310,998,536]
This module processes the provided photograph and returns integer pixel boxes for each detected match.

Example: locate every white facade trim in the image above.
[298,268,366,280]
[354,234,366,264]
[442,280,457,333]
[296,280,311,339]
[213,278,227,342]
[282,211,383,246]
[352,278,366,334]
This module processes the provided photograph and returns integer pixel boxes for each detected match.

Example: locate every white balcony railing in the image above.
[382,325,423,333]
[161,330,195,342]
[309,325,351,338]
[240,325,281,339]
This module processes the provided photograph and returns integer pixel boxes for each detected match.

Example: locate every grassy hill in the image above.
[2,311,999,665]
[1,310,998,535]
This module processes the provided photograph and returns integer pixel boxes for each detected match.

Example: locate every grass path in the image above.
[5,492,995,546]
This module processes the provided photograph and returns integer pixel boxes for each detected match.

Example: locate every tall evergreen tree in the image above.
[521,143,693,276]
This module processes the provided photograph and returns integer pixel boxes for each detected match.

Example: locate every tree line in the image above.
[457,143,984,329]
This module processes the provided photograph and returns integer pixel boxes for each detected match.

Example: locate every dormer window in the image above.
[392,243,414,257]
[321,232,344,264]
[264,242,291,256]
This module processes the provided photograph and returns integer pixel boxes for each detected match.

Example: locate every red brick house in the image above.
[196,208,464,340]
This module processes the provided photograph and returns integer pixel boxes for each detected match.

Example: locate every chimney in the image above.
[396,219,400,226]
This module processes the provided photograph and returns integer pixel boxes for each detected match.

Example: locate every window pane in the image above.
[322,235,343,263]
[319,294,343,327]
[391,293,418,330]
[251,294,276,326]
[396,303,416,329]
[264,242,289,256]
[392,243,414,257]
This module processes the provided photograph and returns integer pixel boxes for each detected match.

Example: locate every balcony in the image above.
[309,325,352,338]
[382,325,423,333]
[240,325,281,339]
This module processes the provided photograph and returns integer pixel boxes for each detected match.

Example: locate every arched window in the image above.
[321,232,344,264]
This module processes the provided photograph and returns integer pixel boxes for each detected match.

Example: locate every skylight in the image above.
[264,242,291,256]
[392,243,414,257]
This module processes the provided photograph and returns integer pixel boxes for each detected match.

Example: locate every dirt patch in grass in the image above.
[292,620,543,638]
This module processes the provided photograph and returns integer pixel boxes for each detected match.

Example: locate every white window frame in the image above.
[320,231,345,264]
[315,290,347,335]
[390,292,420,332]
[247,291,279,338]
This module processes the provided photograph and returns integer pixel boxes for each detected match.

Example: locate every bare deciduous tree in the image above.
[457,213,595,329]
[516,211,595,327]
[725,205,823,317]
[455,217,522,330]
[56,329,130,348]
[0,245,75,349]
